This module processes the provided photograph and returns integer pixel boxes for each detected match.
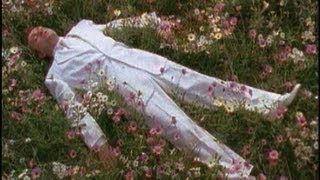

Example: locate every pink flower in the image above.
[240,85,247,93]
[158,138,166,147]
[156,165,165,175]
[213,2,225,13]
[171,116,177,125]
[208,84,216,96]
[115,108,127,117]
[146,0,156,3]
[79,167,86,176]
[160,67,165,74]
[248,29,257,40]
[258,173,267,180]
[112,115,121,123]
[32,89,44,102]
[31,167,41,179]
[258,38,267,48]
[268,149,279,165]
[127,121,137,134]
[302,89,312,97]
[124,170,135,180]
[263,64,273,74]
[181,68,187,75]
[275,105,288,120]
[65,130,76,140]
[149,127,162,136]
[276,135,284,144]
[84,63,92,73]
[157,22,173,41]
[128,92,136,103]
[111,147,121,157]
[92,145,100,153]
[221,18,230,29]
[259,72,267,79]
[305,44,317,55]
[9,79,17,87]
[278,50,288,62]
[300,127,309,138]
[283,81,293,91]
[28,159,35,169]
[145,168,152,178]
[69,149,77,159]
[173,132,180,141]
[146,136,154,145]
[152,145,163,156]
[59,100,69,112]
[10,111,22,122]
[140,152,149,162]
[229,17,238,26]
[279,175,288,180]
[117,139,124,147]
[230,160,242,173]
[295,112,307,128]
[242,145,251,157]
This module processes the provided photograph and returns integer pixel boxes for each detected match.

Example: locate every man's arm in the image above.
[45,77,107,148]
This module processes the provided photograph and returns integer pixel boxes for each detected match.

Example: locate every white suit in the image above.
[45,12,300,179]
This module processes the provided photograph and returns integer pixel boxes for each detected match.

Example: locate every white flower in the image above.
[25,138,31,143]
[9,46,19,54]
[224,102,235,113]
[213,97,224,107]
[102,95,109,102]
[214,33,222,40]
[132,160,139,167]
[96,69,105,77]
[110,100,117,106]
[194,8,200,15]
[292,48,299,54]
[18,169,28,179]
[86,91,93,98]
[96,92,103,98]
[187,33,196,42]
[21,61,27,67]
[23,175,31,180]
[8,139,15,145]
[272,30,280,36]
[113,9,121,17]
[91,82,98,88]
[213,27,221,32]
[314,141,318,150]
[52,162,67,179]
[107,108,114,115]
[108,84,115,91]
[266,35,273,45]
[310,120,317,126]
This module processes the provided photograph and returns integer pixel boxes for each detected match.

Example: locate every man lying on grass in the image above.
[26,12,300,179]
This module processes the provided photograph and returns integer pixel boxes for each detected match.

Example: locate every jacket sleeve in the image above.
[91,12,160,31]
[45,76,107,149]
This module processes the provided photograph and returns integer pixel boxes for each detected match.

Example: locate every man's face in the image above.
[27,26,58,58]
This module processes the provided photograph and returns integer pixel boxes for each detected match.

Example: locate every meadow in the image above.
[2,0,318,179]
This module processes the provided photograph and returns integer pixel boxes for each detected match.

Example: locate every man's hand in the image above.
[97,144,118,169]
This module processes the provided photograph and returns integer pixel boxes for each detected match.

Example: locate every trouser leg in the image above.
[139,78,253,178]
[153,60,284,114]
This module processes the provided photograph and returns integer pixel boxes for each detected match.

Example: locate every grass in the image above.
[2,0,318,179]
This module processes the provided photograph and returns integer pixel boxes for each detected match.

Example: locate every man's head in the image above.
[26,26,59,58]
